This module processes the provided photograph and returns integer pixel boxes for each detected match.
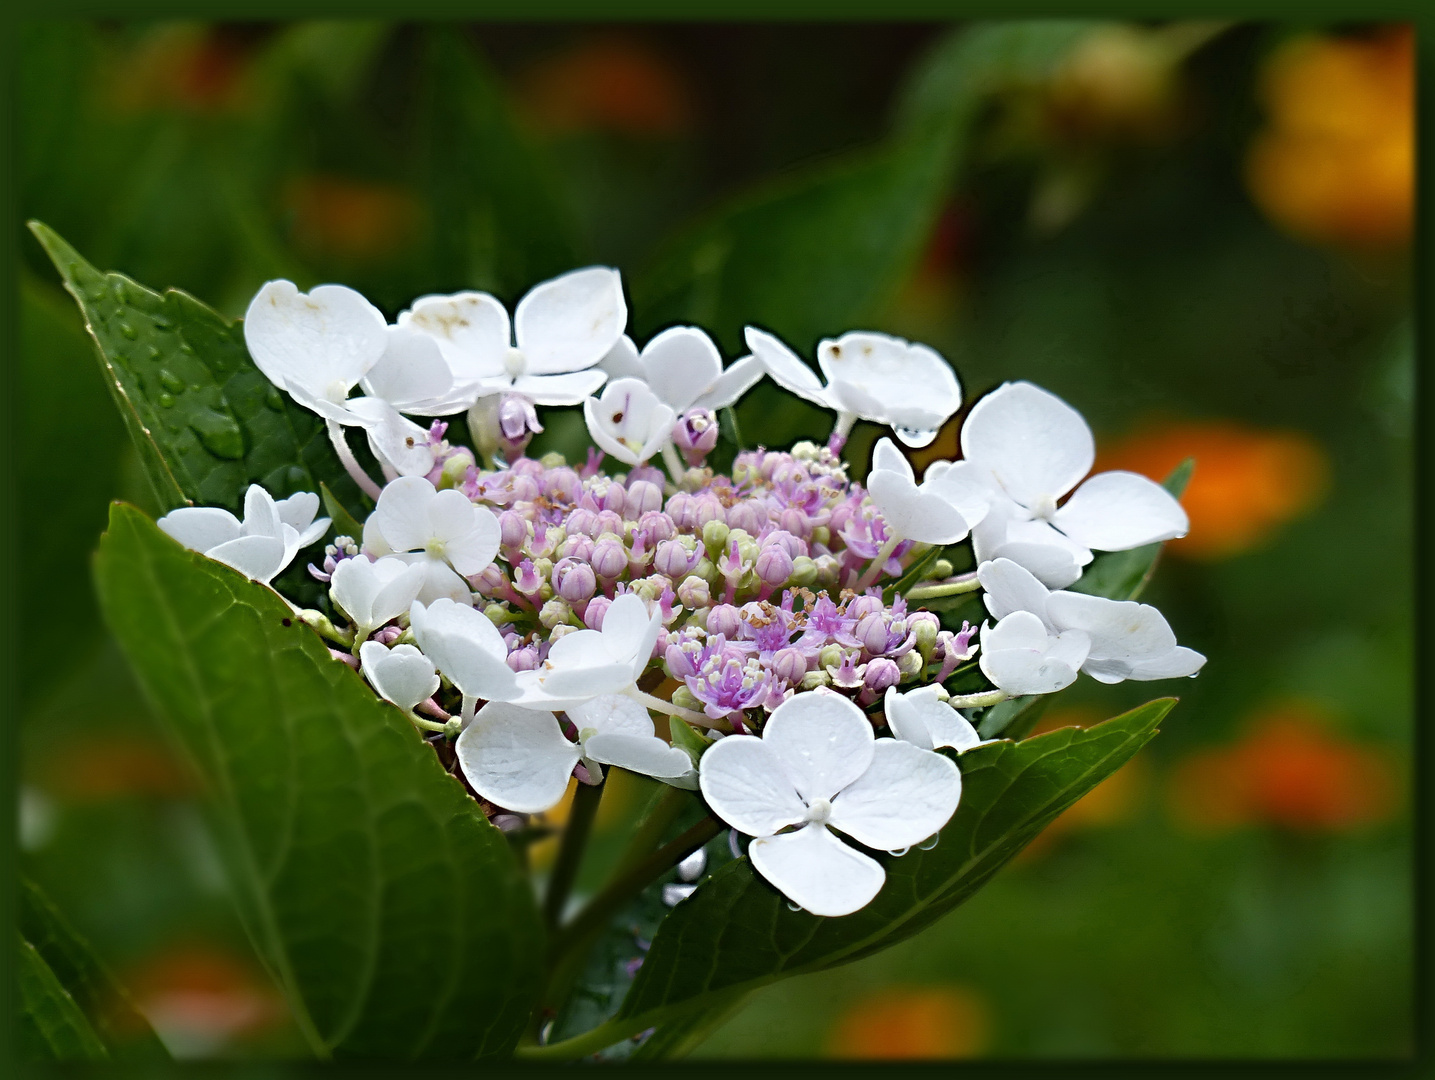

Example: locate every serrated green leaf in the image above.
[606,698,1174,1040]
[29,221,361,517]
[16,935,110,1062]
[93,504,544,1060]
[18,877,169,1061]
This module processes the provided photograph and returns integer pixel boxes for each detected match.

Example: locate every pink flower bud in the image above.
[655,539,697,578]
[595,510,624,536]
[591,538,628,579]
[558,534,594,562]
[638,511,676,543]
[863,657,901,693]
[584,596,612,630]
[600,482,627,514]
[665,491,696,530]
[727,499,765,535]
[761,529,805,558]
[771,647,808,685]
[498,510,528,550]
[553,557,597,603]
[497,394,542,458]
[507,645,541,672]
[692,494,725,528]
[779,507,810,538]
[544,467,582,503]
[473,564,508,594]
[677,576,710,609]
[755,544,794,587]
[673,408,720,465]
[628,464,666,488]
[567,507,600,538]
[707,603,742,639]
[625,480,664,520]
[846,594,884,622]
[855,613,890,655]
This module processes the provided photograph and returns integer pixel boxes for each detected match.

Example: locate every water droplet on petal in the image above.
[918,835,940,851]
[894,427,939,449]
[786,901,803,912]
[887,846,910,857]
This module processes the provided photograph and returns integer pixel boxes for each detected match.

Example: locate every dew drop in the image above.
[152,315,173,331]
[677,847,708,882]
[145,345,161,361]
[110,280,127,304]
[918,835,940,852]
[158,369,185,393]
[887,846,910,858]
[188,408,246,460]
[786,901,803,912]
[118,322,139,341]
[894,427,938,449]
[158,393,175,408]
[265,386,286,411]
[179,343,195,355]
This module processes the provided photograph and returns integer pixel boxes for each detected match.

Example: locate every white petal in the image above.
[870,437,913,483]
[158,506,241,554]
[206,534,287,584]
[981,609,1052,654]
[829,739,960,850]
[360,641,440,712]
[456,702,581,814]
[979,613,1088,696]
[1045,591,1177,662]
[637,326,723,412]
[960,381,1094,507]
[409,597,518,700]
[762,691,874,803]
[597,334,643,379]
[921,460,992,526]
[883,685,981,752]
[367,558,427,628]
[512,369,609,406]
[514,266,626,375]
[583,733,695,780]
[583,379,673,465]
[400,292,510,383]
[692,354,764,411]
[372,476,439,553]
[569,693,655,739]
[362,514,393,557]
[749,823,885,917]
[362,325,457,413]
[978,557,1054,626]
[745,327,832,408]
[1127,646,1206,680]
[329,556,380,626]
[699,734,808,836]
[244,280,388,400]
[990,541,1085,590]
[240,484,284,540]
[347,397,435,477]
[1054,470,1189,552]
[817,333,960,432]
[601,593,661,670]
[441,510,501,577]
[867,470,970,545]
[412,556,475,606]
[274,491,320,533]
[529,630,633,701]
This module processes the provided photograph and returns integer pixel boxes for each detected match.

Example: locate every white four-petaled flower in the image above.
[513,593,662,709]
[456,694,694,814]
[599,326,763,415]
[957,382,1189,588]
[409,598,521,718]
[866,437,989,545]
[158,485,328,586]
[699,689,961,917]
[978,557,1206,686]
[883,685,991,752]
[746,327,962,448]
[362,477,500,604]
[328,555,426,641]
[582,378,677,467]
[359,641,441,714]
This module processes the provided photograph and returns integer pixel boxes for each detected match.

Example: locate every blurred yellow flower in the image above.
[825,984,992,1059]
[282,175,423,263]
[1168,700,1400,833]
[1096,420,1329,560]
[1246,26,1413,250]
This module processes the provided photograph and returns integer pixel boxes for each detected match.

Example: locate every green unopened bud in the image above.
[693,557,718,584]
[791,440,820,460]
[484,603,515,626]
[297,608,354,645]
[394,628,416,646]
[539,598,574,629]
[800,669,832,690]
[810,525,831,547]
[814,554,841,586]
[438,451,474,490]
[914,618,938,660]
[701,519,730,557]
[443,717,462,739]
[539,451,567,469]
[817,644,845,669]
[897,650,924,678]
[789,555,818,587]
[672,685,702,711]
[930,558,954,579]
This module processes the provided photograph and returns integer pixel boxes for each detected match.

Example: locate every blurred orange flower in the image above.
[108,24,257,115]
[1168,700,1401,833]
[826,984,992,1059]
[1096,420,1329,560]
[282,175,423,263]
[518,34,692,137]
[43,733,194,801]
[1246,26,1413,251]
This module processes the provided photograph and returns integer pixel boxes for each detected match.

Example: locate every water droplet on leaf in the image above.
[158,369,185,393]
[894,427,938,449]
[118,322,138,340]
[188,409,245,459]
[158,393,175,408]
[110,280,127,303]
[265,387,286,411]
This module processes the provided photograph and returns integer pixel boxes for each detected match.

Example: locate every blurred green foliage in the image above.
[17,18,1410,1059]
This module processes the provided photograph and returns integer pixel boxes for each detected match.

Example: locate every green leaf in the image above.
[668,717,713,767]
[321,481,366,540]
[1067,458,1194,602]
[28,221,361,518]
[93,504,544,1060]
[17,877,169,1061]
[610,698,1174,1039]
[16,936,110,1062]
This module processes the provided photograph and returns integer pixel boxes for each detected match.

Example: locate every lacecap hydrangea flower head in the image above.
[154,264,1204,918]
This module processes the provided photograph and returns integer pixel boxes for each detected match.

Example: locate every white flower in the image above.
[342,397,439,479]
[244,281,389,424]
[883,685,990,752]
[363,477,500,604]
[158,484,329,585]
[599,327,763,413]
[865,437,989,544]
[409,598,520,714]
[978,557,1206,685]
[979,612,1089,696]
[399,266,625,407]
[582,378,676,467]
[958,382,1189,588]
[513,593,662,710]
[328,556,426,640]
[456,694,694,814]
[359,641,440,713]
[361,326,481,417]
[699,689,961,917]
[745,327,962,448]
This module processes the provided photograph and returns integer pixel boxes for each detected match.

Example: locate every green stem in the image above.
[543,779,604,929]
[517,1013,651,1062]
[947,688,1009,709]
[854,534,903,592]
[613,784,690,876]
[549,812,723,976]
[626,687,729,732]
[906,571,981,601]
